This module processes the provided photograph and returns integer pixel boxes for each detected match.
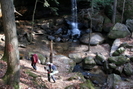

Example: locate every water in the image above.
[71,0,80,38]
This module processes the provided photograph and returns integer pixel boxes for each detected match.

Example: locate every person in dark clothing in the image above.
[31,54,39,70]
[45,62,58,83]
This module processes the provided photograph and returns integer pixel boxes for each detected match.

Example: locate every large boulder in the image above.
[80,33,105,46]
[91,14,104,32]
[108,23,131,39]
[126,19,133,32]
[68,53,83,63]
[106,74,121,89]
[108,55,130,66]
[65,80,95,89]
[53,55,75,72]
[110,39,121,56]
[107,74,133,89]
[102,16,113,33]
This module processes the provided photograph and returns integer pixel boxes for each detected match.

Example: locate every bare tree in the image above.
[87,0,93,51]
[49,40,53,63]
[121,0,126,23]
[32,0,38,31]
[112,0,117,24]
[0,0,20,88]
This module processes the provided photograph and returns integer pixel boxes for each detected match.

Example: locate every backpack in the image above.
[32,54,38,63]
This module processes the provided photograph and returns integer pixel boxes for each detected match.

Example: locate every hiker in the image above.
[31,54,39,70]
[45,62,58,83]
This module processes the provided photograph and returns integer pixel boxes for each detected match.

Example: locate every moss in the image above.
[65,79,95,89]
[67,73,86,82]
[13,83,19,89]
[25,69,39,78]
[80,80,95,89]
[25,69,47,88]
[37,54,44,60]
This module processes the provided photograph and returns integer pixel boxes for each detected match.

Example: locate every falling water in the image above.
[71,0,80,38]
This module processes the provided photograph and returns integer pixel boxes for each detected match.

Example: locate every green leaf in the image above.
[44,0,50,7]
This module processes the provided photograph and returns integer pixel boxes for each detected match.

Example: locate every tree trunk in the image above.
[32,0,38,31]
[112,0,117,24]
[87,0,93,51]
[121,0,126,23]
[0,0,20,88]
[49,40,53,63]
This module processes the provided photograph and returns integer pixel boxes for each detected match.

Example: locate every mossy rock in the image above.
[123,63,133,76]
[67,73,86,82]
[109,63,117,69]
[65,80,95,89]
[25,69,39,78]
[112,47,125,56]
[112,51,120,56]
[108,55,130,66]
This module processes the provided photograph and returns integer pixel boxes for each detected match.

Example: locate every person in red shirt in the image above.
[31,54,39,70]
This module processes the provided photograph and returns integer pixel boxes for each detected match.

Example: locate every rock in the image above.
[94,53,106,66]
[68,53,83,63]
[123,63,133,76]
[107,74,122,89]
[53,55,75,72]
[108,63,117,69]
[126,19,133,32]
[41,22,50,29]
[80,33,105,46]
[82,56,96,70]
[112,47,125,56]
[72,64,84,72]
[108,55,130,66]
[47,35,55,40]
[65,80,95,89]
[114,66,124,75]
[108,23,131,39]
[90,33,105,46]
[110,39,121,56]
[107,74,133,89]
[91,14,104,32]
[102,16,113,33]
[120,42,133,48]
[103,60,112,74]
[55,18,64,25]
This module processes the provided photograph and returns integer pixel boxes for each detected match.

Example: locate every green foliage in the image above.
[50,7,59,15]
[92,0,113,9]
[43,0,59,7]
[14,83,19,89]
[51,0,59,5]
[80,80,95,89]
[26,69,39,78]
[44,0,50,7]
[43,0,59,15]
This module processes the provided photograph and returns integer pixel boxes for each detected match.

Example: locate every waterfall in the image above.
[71,0,80,38]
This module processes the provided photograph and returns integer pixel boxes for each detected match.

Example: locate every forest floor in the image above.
[0,35,133,89]
[0,57,83,89]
